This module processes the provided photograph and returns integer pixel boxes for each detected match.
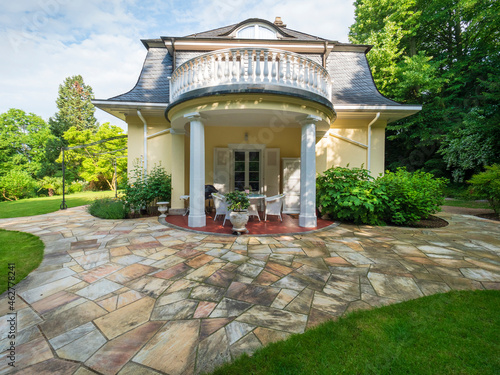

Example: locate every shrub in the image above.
[225,191,250,211]
[124,163,171,213]
[0,170,38,201]
[87,198,129,219]
[145,163,172,203]
[68,180,88,194]
[468,164,500,216]
[38,176,64,196]
[378,168,448,225]
[316,166,388,225]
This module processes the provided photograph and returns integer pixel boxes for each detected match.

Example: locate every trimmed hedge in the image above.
[87,197,129,219]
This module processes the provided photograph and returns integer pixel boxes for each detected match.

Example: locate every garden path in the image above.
[0,208,499,374]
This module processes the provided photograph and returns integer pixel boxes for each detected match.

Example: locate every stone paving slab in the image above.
[0,207,499,374]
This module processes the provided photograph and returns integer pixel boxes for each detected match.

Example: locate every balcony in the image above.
[169,48,332,105]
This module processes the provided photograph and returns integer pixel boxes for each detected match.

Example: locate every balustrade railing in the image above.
[169,48,332,103]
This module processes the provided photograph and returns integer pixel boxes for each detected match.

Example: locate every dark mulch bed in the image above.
[476,213,500,221]
[405,214,449,228]
[333,215,449,229]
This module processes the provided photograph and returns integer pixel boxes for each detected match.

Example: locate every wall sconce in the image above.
[244,132,248,142]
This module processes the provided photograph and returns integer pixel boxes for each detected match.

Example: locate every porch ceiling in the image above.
[173,107,331,136]
[167,93,334,137]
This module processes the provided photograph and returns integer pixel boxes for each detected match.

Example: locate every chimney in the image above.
[274,17,286,27]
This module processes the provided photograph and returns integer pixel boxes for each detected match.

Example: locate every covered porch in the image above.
[166,93,334,230]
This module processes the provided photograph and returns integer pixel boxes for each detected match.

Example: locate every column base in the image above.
[188,213,206,228]
[299,214,317,228]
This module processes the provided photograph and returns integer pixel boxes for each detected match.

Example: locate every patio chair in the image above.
[264,193,285,221]
[248,197,261,222]
[180,195,189,216]
[212,193,230,226]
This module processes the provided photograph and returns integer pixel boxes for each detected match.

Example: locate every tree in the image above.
[0,109,56,178]
[0,170,38,201]
[60,123,127,190]
[349,0,500,180]
[49,75,98,138]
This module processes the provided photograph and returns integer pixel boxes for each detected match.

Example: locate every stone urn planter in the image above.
[225,191,251,235]
[157,201,170,218]
[229,210,249,235]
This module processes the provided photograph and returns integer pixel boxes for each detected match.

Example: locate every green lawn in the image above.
[0,229,44,295]
[0,191,116,218]
[211,290,500,375]
[443,199,491,209]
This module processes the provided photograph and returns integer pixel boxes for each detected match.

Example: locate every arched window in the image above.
[236,24,278,39]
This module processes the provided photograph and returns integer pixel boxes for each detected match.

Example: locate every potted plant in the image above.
[225,191,250,234]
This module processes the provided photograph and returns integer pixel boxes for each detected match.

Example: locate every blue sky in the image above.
[0,0,355,130]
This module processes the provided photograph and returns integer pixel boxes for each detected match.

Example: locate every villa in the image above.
[93,17,421,228]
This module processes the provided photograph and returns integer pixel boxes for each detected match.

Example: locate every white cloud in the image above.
[0,0,355,131]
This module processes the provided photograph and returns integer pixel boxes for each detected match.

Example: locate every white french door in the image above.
[233,150,261,192]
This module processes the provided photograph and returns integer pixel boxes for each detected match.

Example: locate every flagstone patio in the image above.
[0,207,499,375]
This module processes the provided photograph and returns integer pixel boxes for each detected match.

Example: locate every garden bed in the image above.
[403,214,449,228]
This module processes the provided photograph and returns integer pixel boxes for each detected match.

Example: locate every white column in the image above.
[185,112,206,227]
[299,115,321,228]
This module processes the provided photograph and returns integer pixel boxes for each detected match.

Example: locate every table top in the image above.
[248,194,265,199]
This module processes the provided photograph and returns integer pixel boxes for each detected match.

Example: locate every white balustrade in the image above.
[169,48,332,103]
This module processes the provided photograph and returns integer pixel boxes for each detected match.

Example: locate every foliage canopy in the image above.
[350,0,500,181]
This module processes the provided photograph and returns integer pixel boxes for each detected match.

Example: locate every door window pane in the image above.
[249,151,259,162]
[235,151,245,162]
[249,182,259,191]
[249,161,259,171]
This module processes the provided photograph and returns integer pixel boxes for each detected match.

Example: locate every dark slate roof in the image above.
[107,49,399,106]
[105,19,399,106]
[109,48,172,103]
[327,51,399,106]
[183,18,327,41]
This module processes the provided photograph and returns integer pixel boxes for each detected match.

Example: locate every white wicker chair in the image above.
[248,197,261,221]
[212,193,231,226]
[180,195,189,216]
[264,194,285,221]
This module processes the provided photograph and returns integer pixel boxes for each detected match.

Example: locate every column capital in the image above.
[170,128,186,135]
[184,112,204,122]
[298,114,322,126]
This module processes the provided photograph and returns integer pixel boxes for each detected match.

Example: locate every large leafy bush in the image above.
[317,166,447,225]
[378,168,447,225]
[468,164,500,217]
[0,170,38,201]
[316,166,388,225]
[124,162,171,213]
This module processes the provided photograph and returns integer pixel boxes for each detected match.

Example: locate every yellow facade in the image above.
[124,95,388,209]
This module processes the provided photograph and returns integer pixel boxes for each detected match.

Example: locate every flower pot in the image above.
[229,210,249,234]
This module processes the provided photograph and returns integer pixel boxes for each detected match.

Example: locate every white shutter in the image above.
[264,148,280,196]
[213,148,230,193]
[282,158,300,213]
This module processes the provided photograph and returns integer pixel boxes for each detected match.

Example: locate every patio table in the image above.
[248,194,265,218]
[248,194,265,206]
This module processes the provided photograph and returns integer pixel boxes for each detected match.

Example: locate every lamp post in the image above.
[60,146,68,210]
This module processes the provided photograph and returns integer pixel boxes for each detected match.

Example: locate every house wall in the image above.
[124,112,387,209]
[204,125,301,185]
[316,118,387,177]
[125,115,171,176]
